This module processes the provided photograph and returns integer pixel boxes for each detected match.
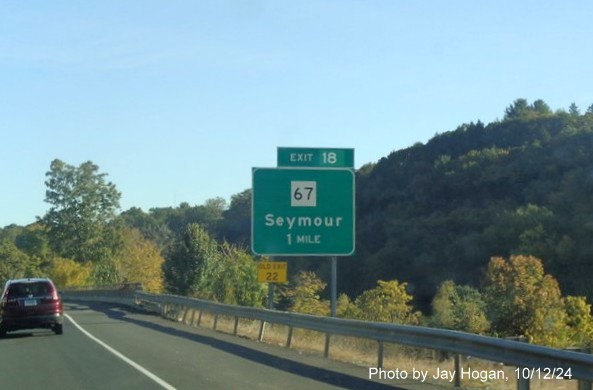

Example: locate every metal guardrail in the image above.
[63,288,593,388]
[61,284,139,307]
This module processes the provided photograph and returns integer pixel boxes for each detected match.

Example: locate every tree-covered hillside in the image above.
[2,99,593,321]
[343,99,593,310]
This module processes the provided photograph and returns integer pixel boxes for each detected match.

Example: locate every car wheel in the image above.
[0,326,6,338]
[53,324,63,335]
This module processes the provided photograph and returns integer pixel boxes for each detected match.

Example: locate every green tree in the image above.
[483,255,569,347]
[0,224,24,242]
[154,198,227,238]
[569,102,580,117]
[353,280,420,325]
[0,240,41,281]
[504,98,530,120]
[220,189,251,246]
[504,99,552,120]
[14,224,51,261]
[41,159,122,273]
[431,280,490,334]
[119,207,172,250]
[484,204,556,260]
[199,197,227,237]
[532,99,552,116]
[199,243,265,306]
[163,224,219,296]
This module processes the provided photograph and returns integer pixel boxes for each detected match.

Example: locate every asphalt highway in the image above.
[0,302,442,390]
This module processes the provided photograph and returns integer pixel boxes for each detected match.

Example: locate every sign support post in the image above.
[330,256,337,317]
[268,282,274,310]
[268,257,276,310]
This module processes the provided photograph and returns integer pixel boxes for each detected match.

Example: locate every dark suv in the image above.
[0,278,64,337]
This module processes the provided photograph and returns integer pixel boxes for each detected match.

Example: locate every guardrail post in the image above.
[197,310,203,326]
[377,341,384,369]
[517,373,529,390]
[454,354,461,388]
[573,348,592,390]
[233,316,239,336]
[189,309,197,326]
[175,305,181,321]
[286,326,293,348]
[579,379,592,390]
[258,321,266,342]
[182,307,190,324]
[213,314,219,330]
[508,336,529,390]
[324,334,331,358]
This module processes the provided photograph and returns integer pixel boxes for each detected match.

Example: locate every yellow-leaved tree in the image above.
[114,228,164,293]
[352,280,421,325]
[483,255,569,347]
[564,296,593,348]
[282,271,330,316]
[48,257,93,288]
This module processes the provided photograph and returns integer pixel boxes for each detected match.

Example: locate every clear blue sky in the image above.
[2,1,593,227]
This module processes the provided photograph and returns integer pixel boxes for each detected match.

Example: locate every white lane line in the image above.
[65,313,177,390]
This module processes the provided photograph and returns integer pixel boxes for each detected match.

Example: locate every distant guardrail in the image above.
[62,286,593,389]
[61,283,140,307]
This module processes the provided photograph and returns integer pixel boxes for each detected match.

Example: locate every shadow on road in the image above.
[68,302,407,390]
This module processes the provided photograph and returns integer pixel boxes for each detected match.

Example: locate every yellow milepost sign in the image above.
[257,261,288,283]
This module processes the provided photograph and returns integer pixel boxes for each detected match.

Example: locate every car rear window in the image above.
[6,282,52,298]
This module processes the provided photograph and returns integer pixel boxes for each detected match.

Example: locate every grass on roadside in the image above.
[161,305,578,390]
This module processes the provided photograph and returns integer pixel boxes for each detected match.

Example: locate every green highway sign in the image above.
[252,168,355,256]
[277,147,354,168]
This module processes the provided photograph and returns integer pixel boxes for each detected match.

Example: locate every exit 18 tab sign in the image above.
[251,168,355,256]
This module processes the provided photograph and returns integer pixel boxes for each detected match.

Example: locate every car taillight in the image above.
[41,290,59,303]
